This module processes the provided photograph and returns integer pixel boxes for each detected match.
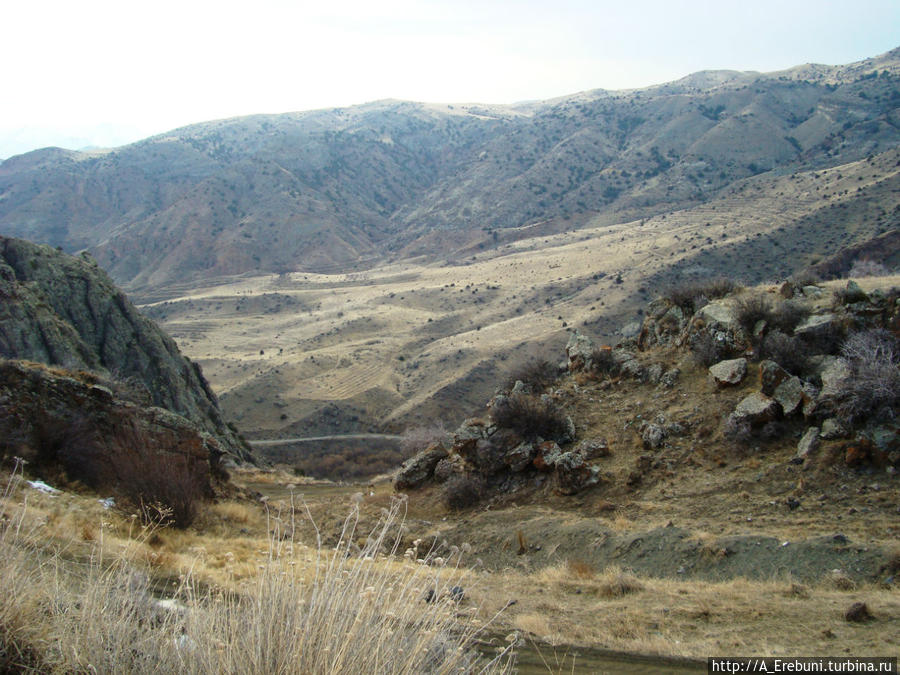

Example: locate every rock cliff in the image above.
[0,236,252,463]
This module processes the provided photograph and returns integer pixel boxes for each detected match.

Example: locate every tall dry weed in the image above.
[0,466,514,674]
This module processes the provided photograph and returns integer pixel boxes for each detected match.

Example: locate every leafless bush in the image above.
[115,446,207,529]
[665,277,739,314]
[400,423,447,456]
[760,331,810,375]
[734,294,772,335]
[788,271,821,288]
[506,359,559,393]
[848,259,892,278]
[491,394,569,442]
[442,474,486,511]
[769,300,810,334]
[590,347,619,375]
[833,329,900,425]
[690,331,727,367]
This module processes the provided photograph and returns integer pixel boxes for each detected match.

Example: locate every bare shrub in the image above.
[115,446,208,529]
[491,394,569,442]
[400,423,447,456]
[566,559,595,580]
[506,358,559,392]
[665,277,739,314]
[833,329,900,424]
[760,331,810,375]
[442,474,486,511]
[596,566,644,598]
[690,331,727,367]
[848,259,892,278]
[590,347,619,375]
[734,293,772,335]
[788,271,821,288]
[769,300,810,334]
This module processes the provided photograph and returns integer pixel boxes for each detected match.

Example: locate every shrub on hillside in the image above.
[759,331,810,375]
[734,293,772,335]
[491,394,569,442]
[768,300,810,334]
[664,277,740,314]
[832,329,900,425]
[506,359,559,392]
[848,259,892,278]
[115,446,207,529]
[690,331,728,367]
[442,474,486,510]
[590,346,619,376]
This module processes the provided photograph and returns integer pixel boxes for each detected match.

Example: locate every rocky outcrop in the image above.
[0,359,223,494]
[395,444,448,490]
[0,236,252,462]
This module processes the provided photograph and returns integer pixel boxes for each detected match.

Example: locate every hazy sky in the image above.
[2,0,899,158]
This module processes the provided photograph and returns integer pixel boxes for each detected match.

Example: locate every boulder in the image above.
[395,444,448,490]
[696,300,739,332]
[640,423,666,450]
[773,376,806,416]
[452,419,487,458]
[575,438,610,459]
[473,439,505,474]
[794,313,840,342]
[566,332,594,371]
[533,441,564,471]
[801,285,824,298]
[730,392,780,426]
[840,281,869,305]
[554,453,602,495]
[818,357,852,399]
[709,358,747,386]
[759,360,790,396]
[503,442,537,472]
[821,417,849,440]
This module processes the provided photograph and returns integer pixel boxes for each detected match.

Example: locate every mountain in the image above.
[0,236,252,463]
[1,49,898,295]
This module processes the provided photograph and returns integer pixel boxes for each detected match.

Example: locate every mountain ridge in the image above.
[1,48,898,293]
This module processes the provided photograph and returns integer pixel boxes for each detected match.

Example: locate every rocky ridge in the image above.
[0,235,252,463]
[396,276,899,500]
[1,50,899,292]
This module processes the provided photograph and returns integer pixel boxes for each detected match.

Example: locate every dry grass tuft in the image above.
[566,559,595,580]
[595,566,644,598]
[825,569,857,591]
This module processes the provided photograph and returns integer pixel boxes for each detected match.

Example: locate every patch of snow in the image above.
[27,480,61,495]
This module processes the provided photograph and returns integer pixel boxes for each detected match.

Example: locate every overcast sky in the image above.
[2,0,898,158]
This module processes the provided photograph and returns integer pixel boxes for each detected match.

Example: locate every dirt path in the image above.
[249,433,403,446]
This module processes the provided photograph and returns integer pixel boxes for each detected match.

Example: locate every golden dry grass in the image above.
[0,463,514,674]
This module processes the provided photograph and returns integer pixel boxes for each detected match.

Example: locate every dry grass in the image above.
[486,565,900,658]
[0,462,514,674]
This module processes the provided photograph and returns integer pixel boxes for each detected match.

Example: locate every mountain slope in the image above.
[0,50,898,293]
